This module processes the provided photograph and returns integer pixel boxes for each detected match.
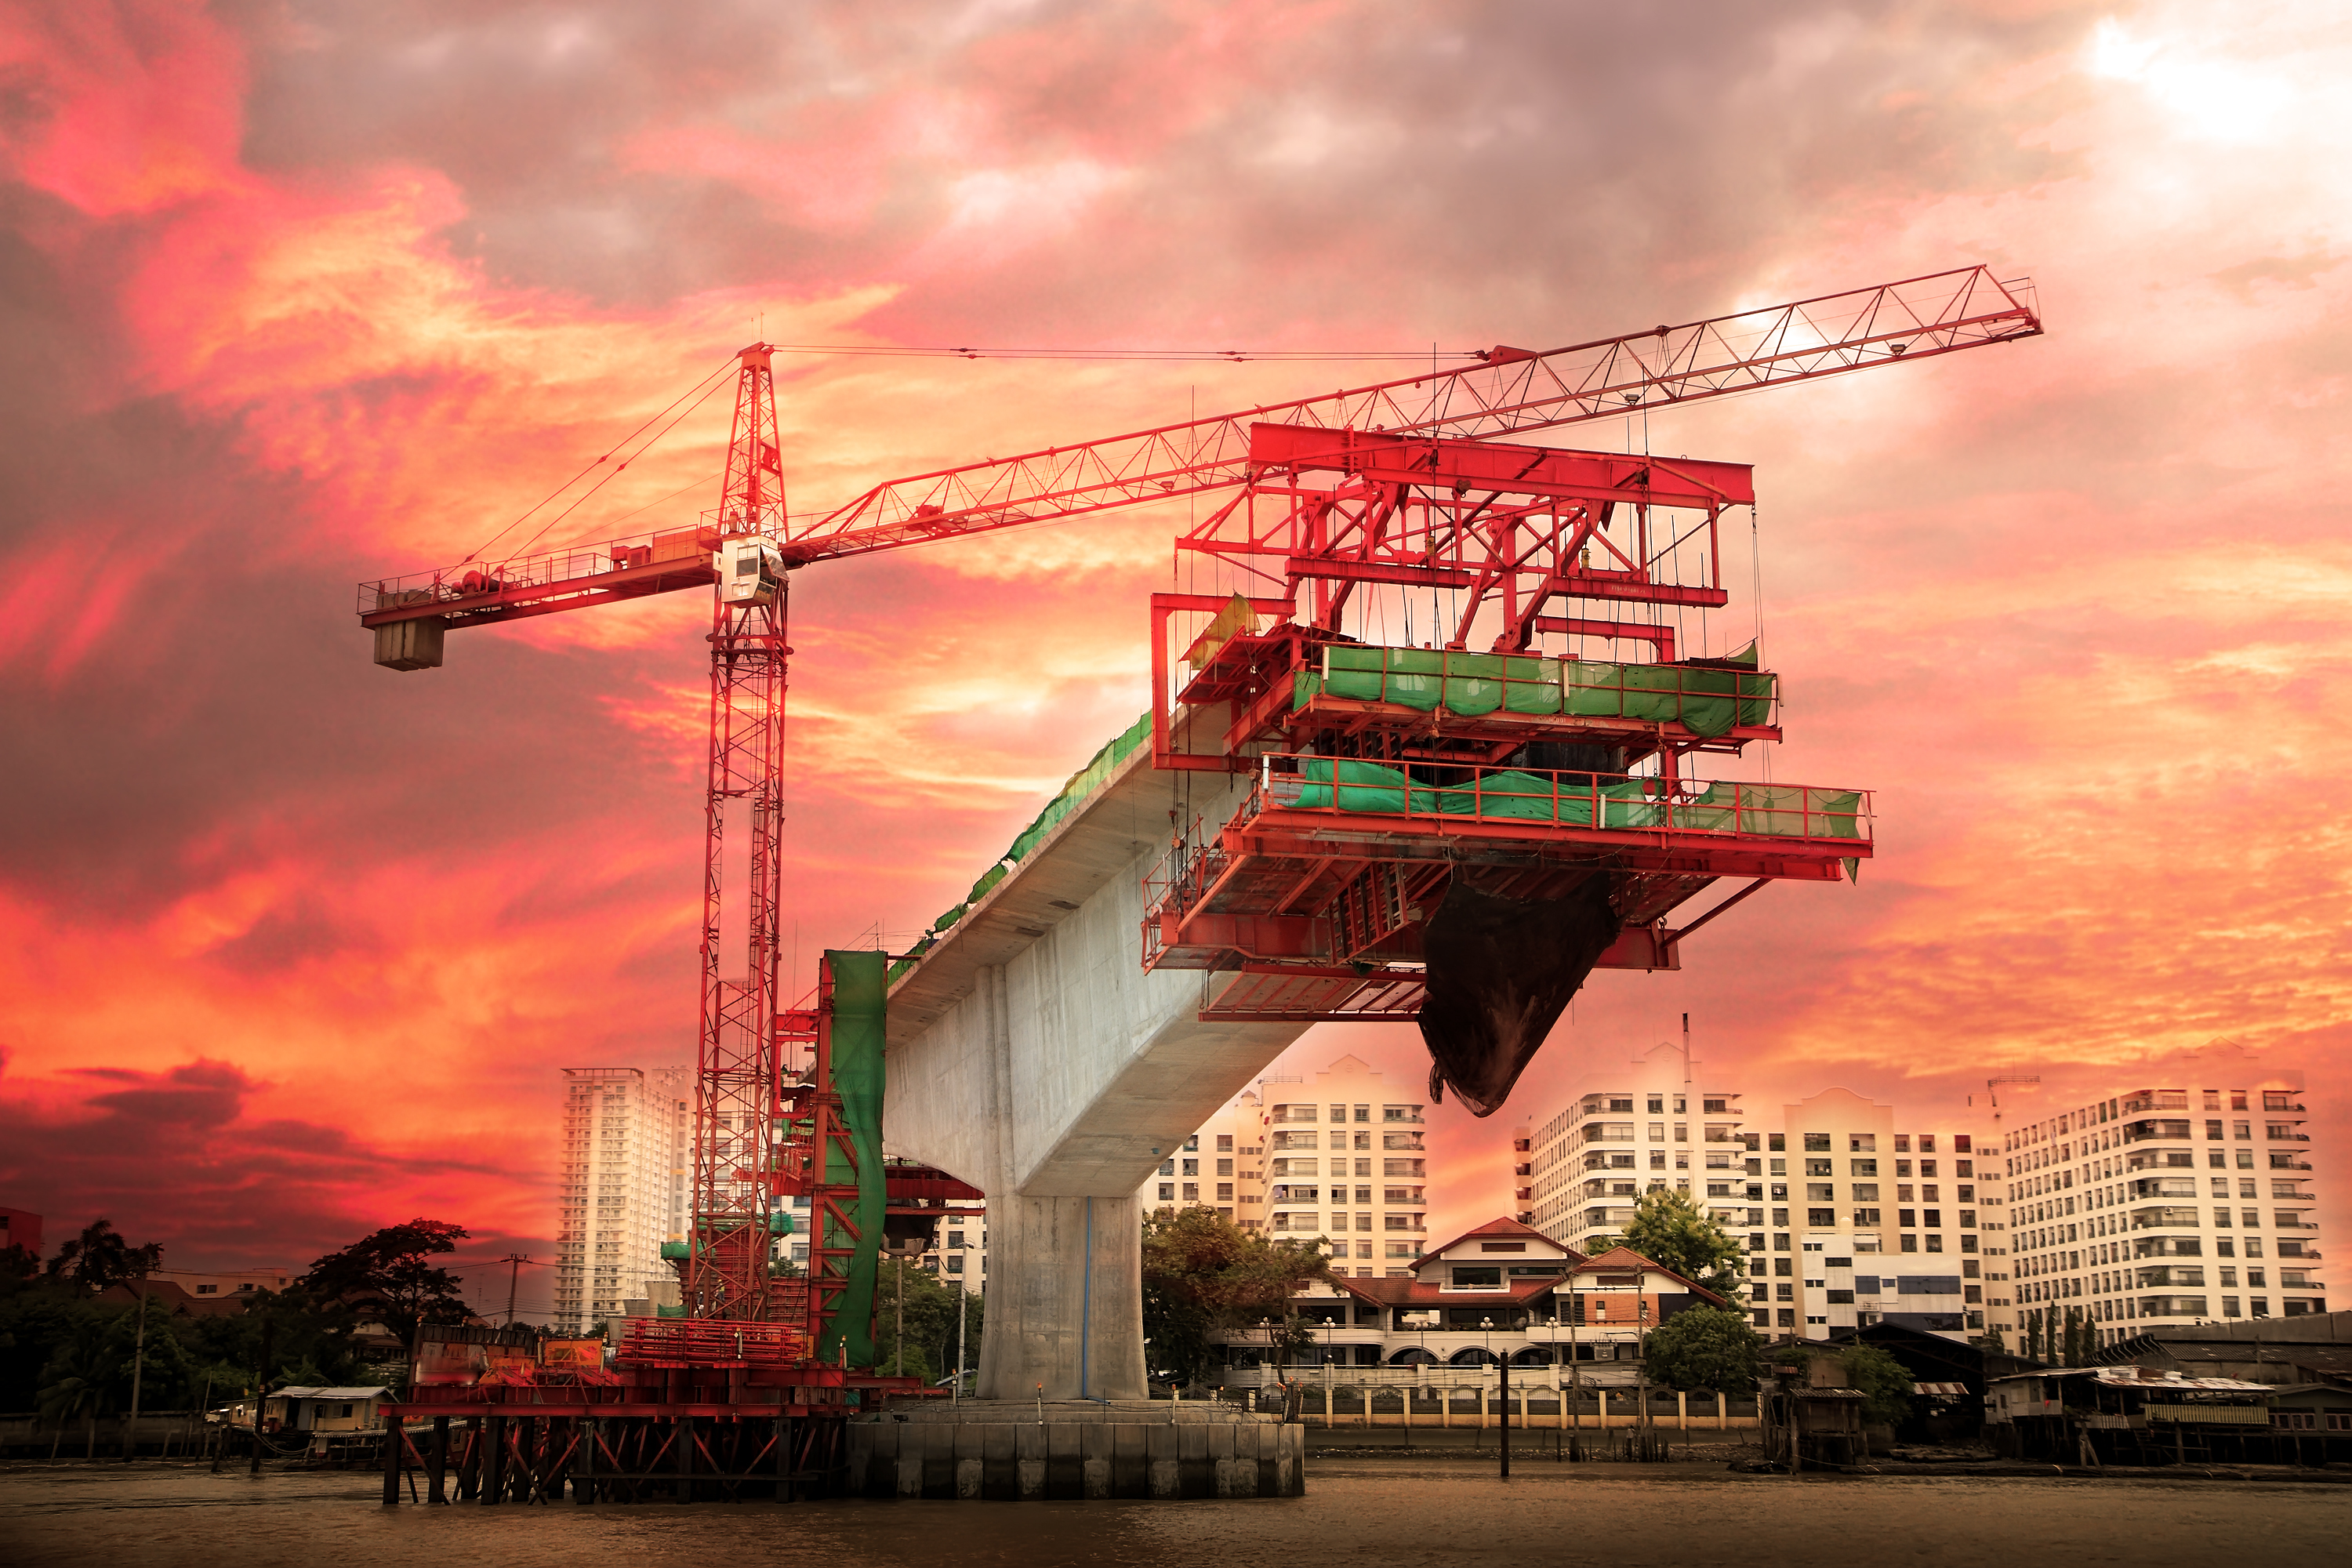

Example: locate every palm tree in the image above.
[38,1318,116,1462]
[43,1219,163,1297]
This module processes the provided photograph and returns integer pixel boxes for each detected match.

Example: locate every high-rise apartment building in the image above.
[1267,1054,1429,1276]
[1135,1087,1269,1225]
[1995,1071,2321,1352]
[1516,1062,2006,1344]
[1751,1089,1994,1341]
[1134,1054,1428,1277]
[1517,1041,1750,1250]
[554,1066,691,1334]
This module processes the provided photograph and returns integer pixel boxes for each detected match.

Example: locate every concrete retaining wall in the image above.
[846,1419,1305,1499]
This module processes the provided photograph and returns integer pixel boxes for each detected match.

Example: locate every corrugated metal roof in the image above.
[1915,1381,1970,1397]
[270,1386,389,1399]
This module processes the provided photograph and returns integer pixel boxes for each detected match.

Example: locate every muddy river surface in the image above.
[3,1457,2343,1568]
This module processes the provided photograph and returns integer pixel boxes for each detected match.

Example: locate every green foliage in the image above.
[0,1217,410,1421]
[1592,1189,1744,1299]
[1139,1207,1332,1386]
[299,1218,471,1358]
[42,1218,165,1297]
[1642,1305,1762,1393]
[874,1257,983,1385]
[1774,1341,1915,1426]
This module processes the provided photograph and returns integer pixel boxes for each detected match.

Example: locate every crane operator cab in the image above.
[718,537,786,606]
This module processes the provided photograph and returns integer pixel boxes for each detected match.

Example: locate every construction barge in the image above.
[377,1319,915,1504]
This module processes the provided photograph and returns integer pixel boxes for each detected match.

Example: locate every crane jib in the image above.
[354,264,2032,644]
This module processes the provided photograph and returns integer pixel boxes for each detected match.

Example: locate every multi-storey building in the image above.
[1517,1041,1750,1251]
[1210,1217,1734,1377]
[553,1066,691,1334]
[1136,1086,1271,1225]
[1261,1055,1428,1277]
[1517,1062,2013,1345]
[1753,1089,1994,1341]
[1133,1055,1427,1277]
[1997,1073,2321,1352]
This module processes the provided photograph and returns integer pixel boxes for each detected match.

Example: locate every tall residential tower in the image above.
[554,1066,691,1334]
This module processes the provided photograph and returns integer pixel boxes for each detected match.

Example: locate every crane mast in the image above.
[687,348,793,1318]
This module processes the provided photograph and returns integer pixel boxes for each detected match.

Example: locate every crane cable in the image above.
[458,351,740,568]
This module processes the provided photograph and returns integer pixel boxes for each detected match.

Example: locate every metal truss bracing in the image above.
[685,351,789,1320]
[776,265,2035,560]
[356,267,2038,633]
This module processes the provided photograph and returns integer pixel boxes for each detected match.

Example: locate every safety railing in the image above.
[1247,755,1869,843]
[356,521,724,614]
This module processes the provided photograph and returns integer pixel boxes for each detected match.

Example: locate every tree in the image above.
[873,1257,985,1385]
[299,1219,472,1359]
[1642,1305,1762,1394]
[1139,1207,1331,1387]
[42,1219,164,1296]
[1589,1189,1743,1299]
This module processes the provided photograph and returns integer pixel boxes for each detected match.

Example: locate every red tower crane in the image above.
[359,266,2040,1335]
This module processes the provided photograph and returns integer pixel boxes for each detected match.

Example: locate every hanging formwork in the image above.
[1143,423,1871,1113]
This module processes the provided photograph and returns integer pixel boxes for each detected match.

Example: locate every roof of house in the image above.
[93,1279,251,1319]
[1567,1245,1728,1308]
[1990,1367,2273,1394]
[1330,1274,1563,1310]
[270,1386,390,1400]
[1414,1216,1573,1263]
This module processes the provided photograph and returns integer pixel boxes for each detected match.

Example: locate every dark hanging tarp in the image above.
[818,948,887,1367]
[1417,870,1619,1117]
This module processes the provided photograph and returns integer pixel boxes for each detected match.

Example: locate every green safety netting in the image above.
[817,949,887,1368]
[889,710,1155,983]
[1295,641,1773,739]
[1283,763,1864,840]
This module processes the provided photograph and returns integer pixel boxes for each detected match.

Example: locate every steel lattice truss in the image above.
[782,265,2036,561]
[355,266,2038,634]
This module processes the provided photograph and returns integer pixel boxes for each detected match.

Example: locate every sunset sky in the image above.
[2,2,2345,1319]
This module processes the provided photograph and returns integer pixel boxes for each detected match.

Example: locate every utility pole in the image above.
[1498,1320,1511,1479]
[502,1254,528,1326]
[954,1241,968,1403]
[121,1268,151,1461]
[249,1316,274,1475]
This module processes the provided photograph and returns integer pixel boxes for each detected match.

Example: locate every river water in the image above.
[3,1458,2343,1567]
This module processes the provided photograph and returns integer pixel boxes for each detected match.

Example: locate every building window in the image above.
[1159,1184,1175,1201]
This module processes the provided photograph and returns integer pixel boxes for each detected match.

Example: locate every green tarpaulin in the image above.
[1299,642,1772,739]
[818,949,887,1368]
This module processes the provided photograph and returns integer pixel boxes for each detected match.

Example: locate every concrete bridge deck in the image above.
[883,730,1311,1401]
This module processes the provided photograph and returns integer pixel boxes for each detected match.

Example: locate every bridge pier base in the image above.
[975,1193,1145,1400]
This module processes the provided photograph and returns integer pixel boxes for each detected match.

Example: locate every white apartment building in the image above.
[1132,1055,1428,1278]
[1998,1071,2321,1352]
[1137,1085,1270,1224]
[1515,1060,2013,1345]
[1261,1055,1429,1278]
[554,1066,691,1334]
[1517,1041,1750,1251]
[1756,1089,1997,1342]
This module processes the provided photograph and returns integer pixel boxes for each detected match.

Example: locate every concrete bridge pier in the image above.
[881,757,1309,1403]
[975,1193,1145,1402]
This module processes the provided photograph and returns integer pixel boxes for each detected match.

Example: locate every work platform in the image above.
[375,1319,929,1505]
